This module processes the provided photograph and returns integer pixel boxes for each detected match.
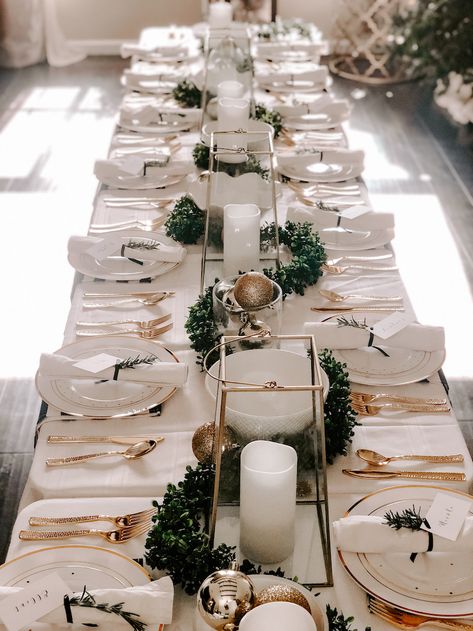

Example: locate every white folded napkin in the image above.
[39,352,188,385]
[121,42,189,58]
[287,205,394,231]
[120,102,201,125]
[94,158,193,181]
[124,66,182,84]
[304,322,445,352]
[334,515,473,553]
[0,576,173,626]
[273,94,334,117]
[278,148,365,169]
[68,235,185,264]
[259,67,328,86]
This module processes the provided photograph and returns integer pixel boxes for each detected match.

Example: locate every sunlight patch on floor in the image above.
[371,193,473,379]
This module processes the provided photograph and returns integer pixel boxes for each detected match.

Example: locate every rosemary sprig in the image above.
[126,240,161,251]
[384,506,424,531]
[336,316,369,330]
[70,587,146,631]
[115,354,158,370]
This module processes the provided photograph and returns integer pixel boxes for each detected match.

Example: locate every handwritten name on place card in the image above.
[0,574,71,631]
[423,492,472,542]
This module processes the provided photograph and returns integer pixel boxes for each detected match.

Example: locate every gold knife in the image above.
[343,469,465,481]
[48,435,164,446]
[83,291,175,298]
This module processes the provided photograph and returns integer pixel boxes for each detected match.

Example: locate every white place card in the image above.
[86,235,122,260]
[0,574,71,631]
[74,352,122,374]
[423,492,472,542]
[340,205,371,220]
[371,312,415,340]
[120,155,145,175]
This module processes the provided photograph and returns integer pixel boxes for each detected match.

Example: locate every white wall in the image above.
[58,0,203,41]
[57,0,341,43]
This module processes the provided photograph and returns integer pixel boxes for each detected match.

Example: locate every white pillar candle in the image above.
[208,1,233,27]
[223,203,260,276]
[240,440,297,564]
[239,602,317,631]
[217,96,249,130]
[218,80,245,99]
[217,97,249,161]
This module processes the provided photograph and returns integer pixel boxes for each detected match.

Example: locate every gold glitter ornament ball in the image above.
[233,272,273,310]
[192,421,238,464]
[255,584,311,613]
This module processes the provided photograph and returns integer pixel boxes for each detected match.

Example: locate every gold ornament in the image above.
[197,565,257,630]
[255,584,311,613]
[233,272,274,310]
[192,421,239,464]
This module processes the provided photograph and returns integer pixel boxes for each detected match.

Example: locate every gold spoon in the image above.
[319,289,403,302]
[356,448,464,466]
[46,440,157,466]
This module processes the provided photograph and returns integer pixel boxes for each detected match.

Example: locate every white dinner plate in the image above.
[68,230,183,281]
[317,227,395,251]
[339,485,473,617]
[0,545,150,590]
[36,337,179,416]
[194,574,325,631]
[97,170,184,190]
[278,160,364,183]
[331,345,446,386]
[118,118,195,135]
[258,79,327,93]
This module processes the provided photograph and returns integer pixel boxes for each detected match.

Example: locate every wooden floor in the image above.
[0,57,472,563]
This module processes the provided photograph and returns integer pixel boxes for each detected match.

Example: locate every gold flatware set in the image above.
[19,507,156,544]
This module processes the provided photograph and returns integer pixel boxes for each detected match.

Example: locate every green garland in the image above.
[254,103,283,138]
[260,221,326,296]
[192,142,270,180]
[172,79,202,108]
[164,195,205,244]
[145,463,235,595]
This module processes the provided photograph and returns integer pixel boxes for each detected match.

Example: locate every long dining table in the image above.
[5,20,473,631]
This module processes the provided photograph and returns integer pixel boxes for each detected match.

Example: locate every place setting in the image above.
[93,155,194,189]
[333,483,473,622]
[67,231,186,281]
[35,336,187,417]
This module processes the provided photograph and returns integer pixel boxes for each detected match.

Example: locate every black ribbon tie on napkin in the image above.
[368,327,390,357]
[410,518,433,563]
[121,244,144,266]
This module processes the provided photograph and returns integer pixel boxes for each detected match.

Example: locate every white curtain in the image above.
[0,0,86,68]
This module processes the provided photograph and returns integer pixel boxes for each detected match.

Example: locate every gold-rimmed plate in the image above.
[338,485,473,617]
[0,545,150,589]
[36,337,179,417]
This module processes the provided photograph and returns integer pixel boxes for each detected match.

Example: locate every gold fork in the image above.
[367,595,473,630]
[75,322,173,338]
[352,402,451,416]
[89,217,167,234]
[83,293,173,308]
[76,313,171,330]
[19,522,151,544]
[29,507,156,528]
[351,391,447,405]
